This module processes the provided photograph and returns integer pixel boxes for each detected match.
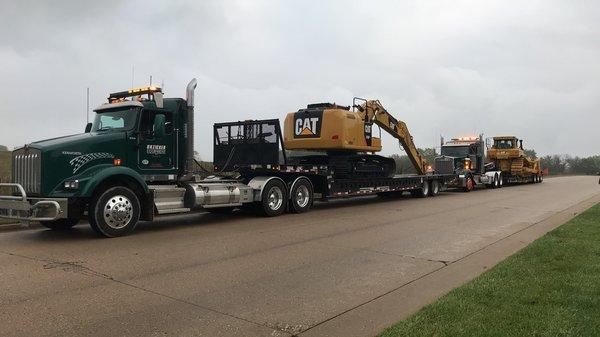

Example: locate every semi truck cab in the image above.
[0,81,201,235]
[435,135,502,191]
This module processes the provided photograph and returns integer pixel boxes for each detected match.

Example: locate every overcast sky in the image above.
[1,0,598,158]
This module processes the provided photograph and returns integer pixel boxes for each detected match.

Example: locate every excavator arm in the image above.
[355,99,430,175]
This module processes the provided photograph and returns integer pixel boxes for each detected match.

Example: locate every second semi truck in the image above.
[435,135,543,191]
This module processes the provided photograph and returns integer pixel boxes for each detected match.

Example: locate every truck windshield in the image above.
[441,146,470,158]
[92,108,139,132]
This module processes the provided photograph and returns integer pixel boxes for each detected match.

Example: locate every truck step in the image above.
[149,185,187,214]
[157,207,191,215]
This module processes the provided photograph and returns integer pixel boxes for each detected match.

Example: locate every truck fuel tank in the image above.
[184,180,254,209]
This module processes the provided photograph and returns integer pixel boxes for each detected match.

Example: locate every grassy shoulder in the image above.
[379,203,600,337]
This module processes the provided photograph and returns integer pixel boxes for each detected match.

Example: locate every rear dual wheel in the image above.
[289,178,313,213]
[258,179,288,217]
[491,174,500,189]
[429,180,440,197]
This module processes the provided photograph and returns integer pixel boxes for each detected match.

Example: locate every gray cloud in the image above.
[1,0,598,158]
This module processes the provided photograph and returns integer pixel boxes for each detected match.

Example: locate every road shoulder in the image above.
[299,193,600,337]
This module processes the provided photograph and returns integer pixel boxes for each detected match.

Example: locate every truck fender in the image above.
[247,176,287,202]
[288,176,314,200]
[79,165,149,197]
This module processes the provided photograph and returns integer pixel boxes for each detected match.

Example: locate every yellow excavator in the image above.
[283,98,429,178]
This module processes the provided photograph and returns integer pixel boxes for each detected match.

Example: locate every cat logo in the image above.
[293,111,322,138]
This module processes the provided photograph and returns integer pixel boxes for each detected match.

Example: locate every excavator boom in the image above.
[355,99,429,175]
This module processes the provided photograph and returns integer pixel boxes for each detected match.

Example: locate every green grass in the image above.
[379,203,600,337]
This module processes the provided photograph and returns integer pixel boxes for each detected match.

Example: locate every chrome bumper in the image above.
[0,183,67,222]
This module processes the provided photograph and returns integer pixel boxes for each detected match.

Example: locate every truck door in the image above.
[137,110,177,175]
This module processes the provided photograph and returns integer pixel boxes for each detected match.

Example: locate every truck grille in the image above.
[12,148,42,195]
[434,156,454,175]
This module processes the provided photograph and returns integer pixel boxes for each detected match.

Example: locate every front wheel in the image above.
[89,186,141,237]
[463,176,475,192]
[289,179,313,213]
[40,218,79,230]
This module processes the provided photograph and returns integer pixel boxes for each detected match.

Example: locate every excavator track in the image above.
[288,153,396,179]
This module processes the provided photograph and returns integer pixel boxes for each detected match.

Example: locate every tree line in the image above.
[391,148,600,175]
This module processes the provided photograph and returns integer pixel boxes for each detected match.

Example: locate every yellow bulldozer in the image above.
[487,136,543,183]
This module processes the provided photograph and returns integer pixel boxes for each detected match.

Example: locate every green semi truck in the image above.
[0,79,455,237]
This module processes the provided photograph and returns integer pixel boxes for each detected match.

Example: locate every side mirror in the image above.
[153,114,166,139]
[165,122,173,135]
[85,123,92,133]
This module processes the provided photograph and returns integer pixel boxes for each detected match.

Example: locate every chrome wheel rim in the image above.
[267,186,283,211]
[103,195,133,229]
[295,185,310,208]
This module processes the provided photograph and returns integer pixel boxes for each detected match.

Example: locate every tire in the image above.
[429,180,440,197]
[498,174,504,188]
[258,179,287,216]
[539,174,543,183]
[89,186,141,237]
[463,176,475,192]
[289,178,313,213]
[40,218,79,230]
[412,181,429,198]
[492,174,499,188]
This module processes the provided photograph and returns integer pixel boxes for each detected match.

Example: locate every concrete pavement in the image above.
[0,176,598,337]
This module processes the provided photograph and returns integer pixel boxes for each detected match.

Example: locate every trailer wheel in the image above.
[411,181,430,198]
[40,218,79,230]
[290,178,313,213]
[89,186,141,237]
[258,179,287,217]
[429,180,440,197]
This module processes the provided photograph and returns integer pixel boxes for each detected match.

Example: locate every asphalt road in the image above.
[1,176,599,337]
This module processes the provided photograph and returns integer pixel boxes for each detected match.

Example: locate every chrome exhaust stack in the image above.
[182,78,198,180]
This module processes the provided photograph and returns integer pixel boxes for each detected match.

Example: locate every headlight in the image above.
[63,180,79,189]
